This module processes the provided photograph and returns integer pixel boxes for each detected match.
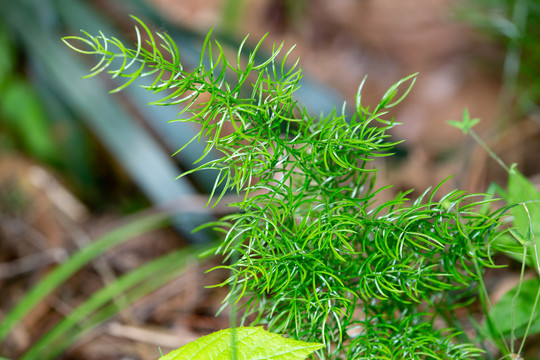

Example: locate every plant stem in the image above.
[469,129,510,173]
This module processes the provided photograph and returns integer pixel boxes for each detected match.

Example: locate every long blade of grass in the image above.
[20,243,213,360]
[0,1,211,241]
[0,212,170,343]
[53,0,221,194]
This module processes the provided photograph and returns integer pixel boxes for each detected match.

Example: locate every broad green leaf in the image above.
[495,168,540,266]
[159,327,323,360]
[484,277,540,338]
[0,78,58,162]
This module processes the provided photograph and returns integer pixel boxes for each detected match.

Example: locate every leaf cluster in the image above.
[64,18,508,359]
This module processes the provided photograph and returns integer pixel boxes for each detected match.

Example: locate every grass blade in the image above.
[0,212,170,343]
[20,243,213,359]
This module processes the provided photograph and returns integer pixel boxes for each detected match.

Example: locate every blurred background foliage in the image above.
[457,0,540,133]
[1,0,539,212]
[0,0,539,359]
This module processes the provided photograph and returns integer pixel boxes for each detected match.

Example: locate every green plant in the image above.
[449,110,540,358]
[456,0,540,124]
[62,17,517,359]
[160,327,323,360]
[0,22,58,162]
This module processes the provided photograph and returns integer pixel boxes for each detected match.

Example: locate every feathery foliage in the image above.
[64,16,509,359]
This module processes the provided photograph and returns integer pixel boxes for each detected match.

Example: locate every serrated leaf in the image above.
[159,327,323,360]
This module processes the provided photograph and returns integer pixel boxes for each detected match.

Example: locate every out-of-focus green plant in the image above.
[457,0,540,123]
[0,23,58,161]
[449,110,540,359]
[62,16,519,359]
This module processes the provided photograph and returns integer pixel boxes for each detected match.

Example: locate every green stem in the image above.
[230,248,240,360]
[510,246,528,355]
[469,129,510,173]
[460,216,509,356]
[517,244,540,356]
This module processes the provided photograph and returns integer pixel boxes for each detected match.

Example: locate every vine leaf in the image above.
[158,327,324,360]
